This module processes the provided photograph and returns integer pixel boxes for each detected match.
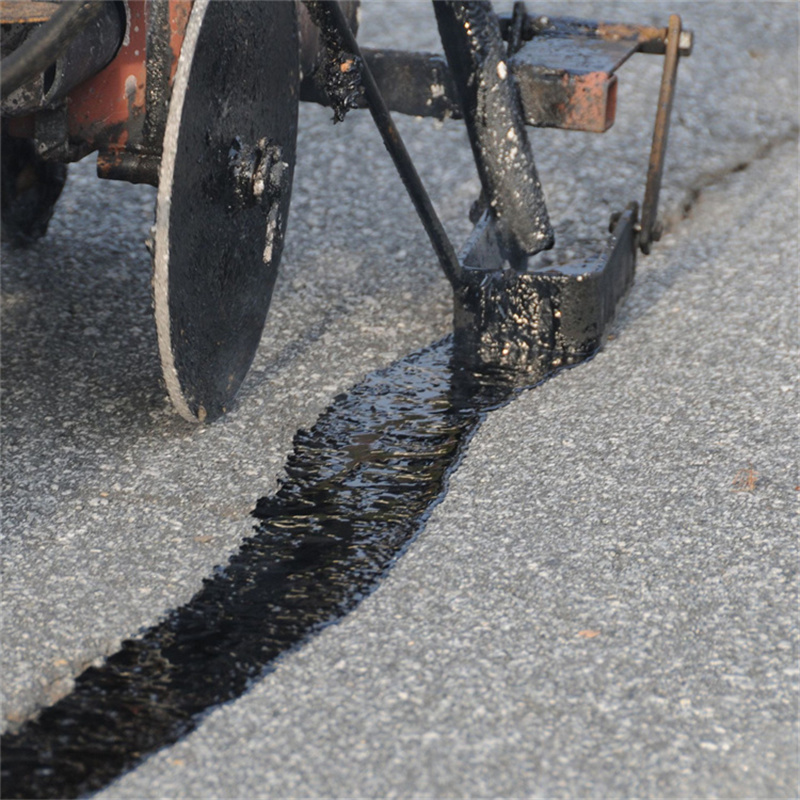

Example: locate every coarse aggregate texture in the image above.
[98,135,799,800]
[2,0,798,796]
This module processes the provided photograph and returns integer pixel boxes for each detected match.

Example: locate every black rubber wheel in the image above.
[1,130,67,246]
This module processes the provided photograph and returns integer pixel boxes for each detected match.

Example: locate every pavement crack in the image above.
[672,127,799,224]
[1,338,568,800]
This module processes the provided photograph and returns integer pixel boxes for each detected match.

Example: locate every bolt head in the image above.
[228,138,284,209]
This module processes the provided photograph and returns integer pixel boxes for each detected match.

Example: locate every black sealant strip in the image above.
[0,336,572,799]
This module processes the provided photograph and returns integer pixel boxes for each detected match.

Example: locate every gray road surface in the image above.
[2,2,798,798]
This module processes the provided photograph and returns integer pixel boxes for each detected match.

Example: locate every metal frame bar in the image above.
[307,0,462,288]
[639,14,682,254]
[433,0,553,267]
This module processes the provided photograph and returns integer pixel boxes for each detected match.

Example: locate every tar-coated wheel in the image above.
[153,0,299,422]
[1,129,67,246]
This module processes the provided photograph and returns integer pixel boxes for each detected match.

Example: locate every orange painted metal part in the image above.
[67,2,147,151]
[508,16,692,133]
[167,0,191,84]
[66,0,190,155]
[561,71,617,134]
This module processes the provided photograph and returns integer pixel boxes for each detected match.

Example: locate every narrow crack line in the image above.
[671,127,799,224]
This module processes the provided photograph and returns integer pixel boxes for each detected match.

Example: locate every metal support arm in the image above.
[433,0,553,269]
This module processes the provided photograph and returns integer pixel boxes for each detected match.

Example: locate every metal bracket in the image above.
[454,204,639,377]
[639,14,682,254]
[505,13,691,133]
[434,0,553,266]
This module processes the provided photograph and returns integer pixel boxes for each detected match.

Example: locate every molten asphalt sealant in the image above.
[1,217,635,797]
[1,336,562,799]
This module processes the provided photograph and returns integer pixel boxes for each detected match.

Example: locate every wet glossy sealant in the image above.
[0,333,578,799]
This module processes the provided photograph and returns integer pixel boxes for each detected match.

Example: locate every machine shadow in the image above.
[0,163,168,440]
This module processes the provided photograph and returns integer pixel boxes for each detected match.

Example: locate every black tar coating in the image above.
[303,1,364,122]
[0,205,637,794]
[0,336,580,799]
[1,130,67,246]
[454,205,638,381]
[434,0,554,262]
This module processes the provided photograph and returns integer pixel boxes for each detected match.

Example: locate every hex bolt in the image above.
[229,137,284,209]
[253,141,286,202]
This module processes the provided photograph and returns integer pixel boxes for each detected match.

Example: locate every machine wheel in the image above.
[1,129,67,246]
[153,0,299,422]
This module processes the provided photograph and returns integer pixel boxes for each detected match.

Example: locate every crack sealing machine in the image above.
[1,0,692,421]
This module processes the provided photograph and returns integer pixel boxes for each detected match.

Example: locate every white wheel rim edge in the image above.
[152,0,210,423]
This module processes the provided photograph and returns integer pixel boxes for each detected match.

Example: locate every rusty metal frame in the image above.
[639,14,682,253]
[300,11,692,135]
[2,1,190,185]
[3,3,690,183]
[3,1,688,253]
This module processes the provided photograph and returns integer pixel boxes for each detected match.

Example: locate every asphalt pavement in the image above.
[2,2,798,798]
